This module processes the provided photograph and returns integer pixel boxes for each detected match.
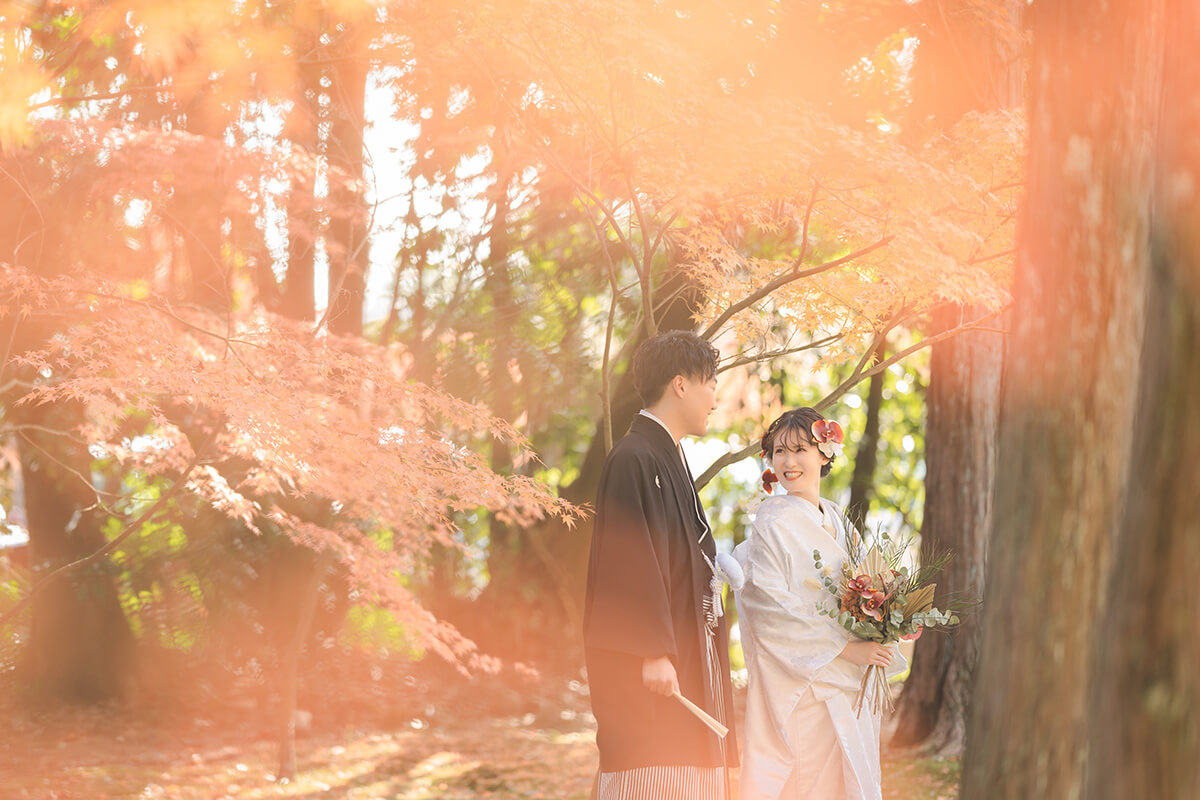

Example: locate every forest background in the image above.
[2,1,1196,798]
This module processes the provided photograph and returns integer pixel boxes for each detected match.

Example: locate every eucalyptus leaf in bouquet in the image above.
[813,508,971,717]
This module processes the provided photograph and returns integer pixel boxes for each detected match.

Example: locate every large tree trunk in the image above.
[280,36,322,325]
[1085,3,1200,797]
[270,15,368,775]
[959,1,1164,796]
[891,0,1022,754]
[1085,189,1200,800]
[15,399,136,701]
[1,170,137,704]
[890,305,1000,754]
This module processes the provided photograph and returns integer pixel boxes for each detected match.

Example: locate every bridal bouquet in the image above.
[811,520,960,718]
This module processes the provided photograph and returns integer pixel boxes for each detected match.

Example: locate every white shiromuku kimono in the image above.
[733,495,905,800]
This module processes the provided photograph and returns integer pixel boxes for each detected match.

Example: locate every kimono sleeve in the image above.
[739,511,851,687]
[584,450,677,660]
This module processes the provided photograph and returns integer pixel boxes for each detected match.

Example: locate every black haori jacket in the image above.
[583,414,739,772]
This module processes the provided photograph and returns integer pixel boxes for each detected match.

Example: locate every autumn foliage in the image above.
[2,0,1019,713]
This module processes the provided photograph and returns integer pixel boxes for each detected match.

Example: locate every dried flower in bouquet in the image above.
[813,512,963,717]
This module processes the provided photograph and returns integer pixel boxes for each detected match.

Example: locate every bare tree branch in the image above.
[16,431,121,510]
[717,332,844,373]
[694,306,1006,490]
[26,84,175,111]
[796,182,820,268]
[967,248,1016,265]
[622,176,658,338]
[699,236,894,341]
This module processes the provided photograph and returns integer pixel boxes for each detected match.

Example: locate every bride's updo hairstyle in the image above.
[761,407,835,478]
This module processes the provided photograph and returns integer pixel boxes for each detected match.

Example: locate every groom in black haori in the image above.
[584,331,738,799]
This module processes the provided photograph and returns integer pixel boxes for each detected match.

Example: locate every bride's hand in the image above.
[839,641,894,667]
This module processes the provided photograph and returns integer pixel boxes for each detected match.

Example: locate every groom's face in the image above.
[677,373,718,437]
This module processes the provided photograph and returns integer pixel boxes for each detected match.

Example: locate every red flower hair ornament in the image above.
[811,419,845,459]
[761,468,778,493]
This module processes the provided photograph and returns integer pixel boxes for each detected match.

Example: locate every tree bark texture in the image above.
[891,305,1001,754]
[15,400,136,702]
[892,0,1022,754]
[960,1,1165,796]
[1085,1,1200,796]
[280,25,323,324]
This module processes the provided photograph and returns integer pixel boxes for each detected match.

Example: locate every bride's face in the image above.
[769,428,829,496]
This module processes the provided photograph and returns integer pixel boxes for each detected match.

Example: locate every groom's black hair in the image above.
[632,330,719,406]
[762,407,835,477]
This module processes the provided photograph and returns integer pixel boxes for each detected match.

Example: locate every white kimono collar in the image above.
[779,494,845,551]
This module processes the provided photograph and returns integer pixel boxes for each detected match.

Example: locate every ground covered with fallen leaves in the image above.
[1,683,959,799]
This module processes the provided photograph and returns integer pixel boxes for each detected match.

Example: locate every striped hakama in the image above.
[597,765,727,800]
[598,582,732,800]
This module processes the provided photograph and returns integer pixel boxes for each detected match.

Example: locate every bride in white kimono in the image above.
[733,408,905,800]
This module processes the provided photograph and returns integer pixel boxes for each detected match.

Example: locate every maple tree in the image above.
[2,0,1024,755]
[1,1,576,775]
[457,0,1023,666]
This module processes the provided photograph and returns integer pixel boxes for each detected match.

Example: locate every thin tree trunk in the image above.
[482,126,519,643]
[179,95,230,311]
[277,549,333,780]
[279,21,325,324]
[281,53,319,325]
[274,17,360,775]
[891,305,1000,754]
[959,1,1164,796]
[378,203,422,345]
[846,336,886,528]
[325,18,368,338]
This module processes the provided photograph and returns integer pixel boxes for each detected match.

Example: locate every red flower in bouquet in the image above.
[848,574,874,595]
[860,590,887,621]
